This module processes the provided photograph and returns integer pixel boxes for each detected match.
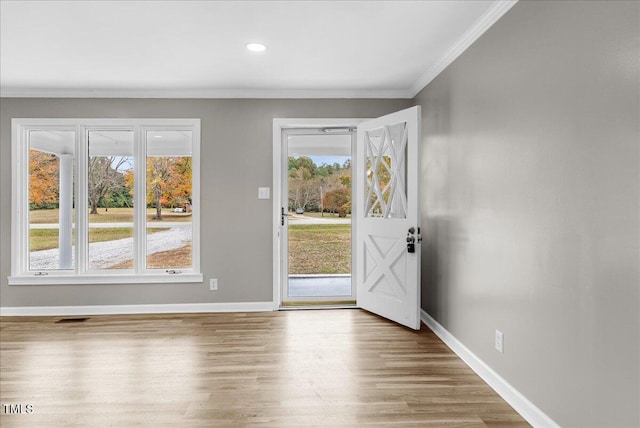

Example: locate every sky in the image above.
[308,155,350,166]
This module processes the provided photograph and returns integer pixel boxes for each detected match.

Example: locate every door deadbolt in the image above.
[407,227,416,253]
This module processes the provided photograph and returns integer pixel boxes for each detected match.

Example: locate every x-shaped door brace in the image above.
[363,234,407,303]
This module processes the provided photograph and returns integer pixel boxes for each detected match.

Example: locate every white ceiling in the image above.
[0,1,516,99]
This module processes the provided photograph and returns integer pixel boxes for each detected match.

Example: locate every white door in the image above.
[355,106,421,330]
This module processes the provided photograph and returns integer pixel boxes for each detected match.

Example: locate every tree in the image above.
[147,158,171,220]
[339,172,351,189]
[287,156,352,213]
[88,156,130,215]
[288,156,318,178]
[146,156,193,220]
[323,188,351,217]
[29,149,59,207]
[124,169,134,199]
[107,182,133,208]
[165,157,192,207]
[288,168,319,211]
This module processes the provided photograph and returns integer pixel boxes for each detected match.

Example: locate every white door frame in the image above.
[272,118,367,309]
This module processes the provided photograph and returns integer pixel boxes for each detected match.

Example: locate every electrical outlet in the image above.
[209,278,218,291]
[495,330,504,353]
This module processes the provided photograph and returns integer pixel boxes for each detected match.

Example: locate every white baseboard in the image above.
[420,309,559,428]
[0,302,274,316]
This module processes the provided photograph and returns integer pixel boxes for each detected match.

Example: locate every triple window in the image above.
[10,119,201,284]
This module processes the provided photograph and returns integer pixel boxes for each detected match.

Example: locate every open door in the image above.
[355,106,421,330]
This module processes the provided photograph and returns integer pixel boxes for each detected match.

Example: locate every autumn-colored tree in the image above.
[29,149,59,207]
[147,158,171,220]
[339,172,351,189]
[124,170,134,197]
[165,157,192,207]
[323,188,351,217]
[146,156,192,219]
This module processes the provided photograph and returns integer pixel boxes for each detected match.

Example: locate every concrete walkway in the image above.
[288,275,352,297]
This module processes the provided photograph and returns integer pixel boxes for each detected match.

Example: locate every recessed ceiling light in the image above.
[246,42,267,53]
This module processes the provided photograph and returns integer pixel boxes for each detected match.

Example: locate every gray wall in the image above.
[0,98,410,307]
[415,1,639,427]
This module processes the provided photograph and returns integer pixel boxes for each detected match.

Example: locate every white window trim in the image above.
[9,118,202,285]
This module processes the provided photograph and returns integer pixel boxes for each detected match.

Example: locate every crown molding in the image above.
[0,87,414,100]
[409,0,518,97]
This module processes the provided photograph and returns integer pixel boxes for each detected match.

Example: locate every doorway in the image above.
[281,127,355,306]
[273,107,421,328]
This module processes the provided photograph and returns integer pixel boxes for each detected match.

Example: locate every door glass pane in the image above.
[365,122,407,219]
[87,130,134,269]
[146,130,193,269]
[28,130,75,271]
[286,133,352,298]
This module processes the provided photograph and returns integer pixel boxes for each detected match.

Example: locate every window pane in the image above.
[146,130,193,269]
[28,130,75,271]
[87,130,134,270]
[364,122,407,219]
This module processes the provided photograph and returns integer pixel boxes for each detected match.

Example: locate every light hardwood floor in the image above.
[1,309,529,427]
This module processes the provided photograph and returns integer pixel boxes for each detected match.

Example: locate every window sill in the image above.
[7,273,203,286]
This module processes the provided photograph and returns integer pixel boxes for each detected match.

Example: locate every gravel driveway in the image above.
[29,226,192,270]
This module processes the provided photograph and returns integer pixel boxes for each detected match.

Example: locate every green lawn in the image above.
[288,224,351,274]
[29,229,65,252]
[30,227,169,252]
[29,207,192,224]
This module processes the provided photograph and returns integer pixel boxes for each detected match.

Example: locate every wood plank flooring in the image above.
[0,309,529,427]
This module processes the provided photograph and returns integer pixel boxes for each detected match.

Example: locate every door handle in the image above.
[281,207,290,226]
